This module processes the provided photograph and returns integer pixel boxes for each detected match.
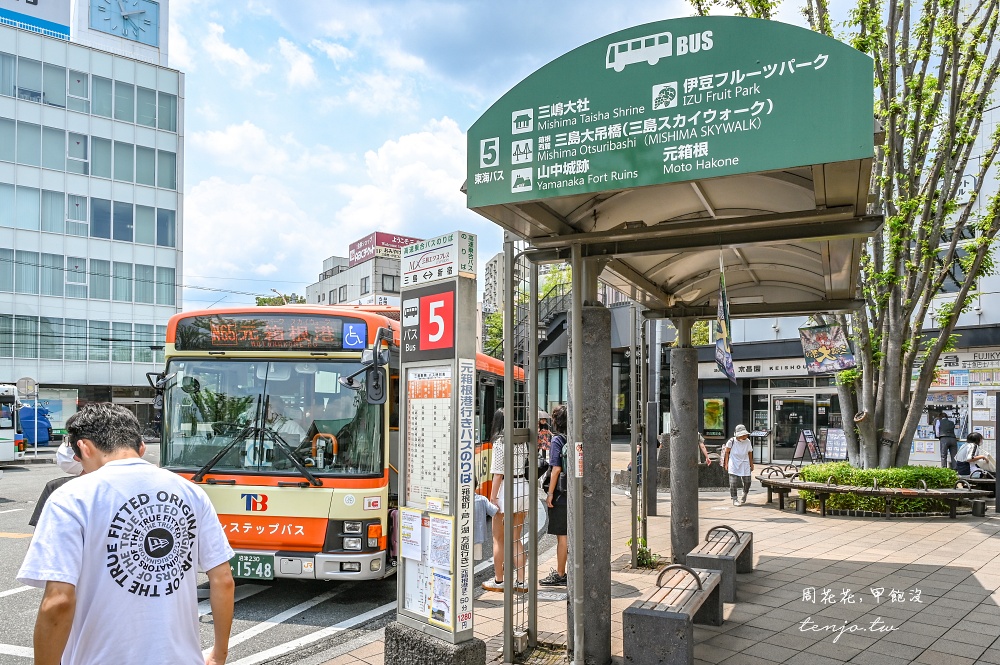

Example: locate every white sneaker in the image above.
[733,499,740,507]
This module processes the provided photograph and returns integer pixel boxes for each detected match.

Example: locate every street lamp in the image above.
[271,288,289,305]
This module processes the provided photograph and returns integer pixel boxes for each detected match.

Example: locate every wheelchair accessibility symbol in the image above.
[343,323,367,349]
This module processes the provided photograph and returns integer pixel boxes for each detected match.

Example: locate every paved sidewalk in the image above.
[324,471,1000,665]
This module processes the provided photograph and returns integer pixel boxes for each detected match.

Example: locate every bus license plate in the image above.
[229,554,274,580]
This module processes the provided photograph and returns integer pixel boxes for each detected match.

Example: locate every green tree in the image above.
[256,292,306,306]
[482,310,504,357]
[693,0,1000,467]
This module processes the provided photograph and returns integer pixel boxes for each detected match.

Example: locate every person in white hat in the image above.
[723,424,754,506]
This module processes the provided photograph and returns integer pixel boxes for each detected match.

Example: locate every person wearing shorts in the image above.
[483,409,529,593]
[541,405,568,586]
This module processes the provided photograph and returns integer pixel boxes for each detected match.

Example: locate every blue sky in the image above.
[173,0,805,309]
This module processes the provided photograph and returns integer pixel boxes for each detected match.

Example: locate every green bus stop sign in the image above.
[467,16,874,208]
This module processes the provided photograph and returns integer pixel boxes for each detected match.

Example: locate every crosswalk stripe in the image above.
[0,586,34,598]
[197,583,269,617]
[0,644,33,658]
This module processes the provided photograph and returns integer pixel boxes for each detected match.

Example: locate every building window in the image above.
[383,273,399,293]
[112,322,132,362]
[157,92,177,132]
[113,262,133,302]
[0,184,11,227]
[89,259,111,300]
[40,254,62,296]
[0,248,12,290]
[135,206,155,244]
[67,133,88,175]
[14,315,38,359]
[41,126,64,170]
[40,317,62,359]
[0,314,10,356]
[156,267,175,305]
[42,64,65,108]
[113,202,133,242]
[16,185,39,230]
[0,52,14,97]
[67,70,89,113]
[135,324,154,363]
[0,118,13,161]
[114,82,134,123]
[135,146,156,186]
[41,190,63,233]
[361,276,370,295]
[14,250,38,294]
[91,137,111,178]
[16,58,41,102]
[64,319,87,360]
[136,87,157,127]
[113,142,134,182]
[134,265,154,303]
[155,325,166,364]
[66,195,88,236]
[329,289,337,304]
[339,285,348,302]
[92,76,112,117]
[16,121,41,166]
[157,150,176,189]
[89,321,109,361]
[66,257,87,299]
[156,209,176,247]
[90,198,111,239]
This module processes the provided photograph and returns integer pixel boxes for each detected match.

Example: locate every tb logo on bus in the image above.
[241,494,268,511]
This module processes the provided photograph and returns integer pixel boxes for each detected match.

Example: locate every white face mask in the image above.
[56,442,83,476]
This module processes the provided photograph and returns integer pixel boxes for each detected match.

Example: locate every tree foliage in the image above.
[693,0,1000,467]
[255,292,307,306]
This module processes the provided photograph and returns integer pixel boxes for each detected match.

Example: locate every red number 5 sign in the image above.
[419,291,454,351]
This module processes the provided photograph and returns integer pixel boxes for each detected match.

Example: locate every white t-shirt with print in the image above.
[17,458,234,665]
[725,437,754,476]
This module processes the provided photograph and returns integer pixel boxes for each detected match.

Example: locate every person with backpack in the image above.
[540,405,568,586]
[723,424,754,506]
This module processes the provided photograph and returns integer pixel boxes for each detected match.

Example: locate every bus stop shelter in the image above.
[467,16,880,665]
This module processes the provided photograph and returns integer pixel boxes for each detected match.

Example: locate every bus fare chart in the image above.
[405,366,453,510]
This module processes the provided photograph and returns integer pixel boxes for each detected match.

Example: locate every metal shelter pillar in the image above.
[567,246,612,665]
[669,318,699,563]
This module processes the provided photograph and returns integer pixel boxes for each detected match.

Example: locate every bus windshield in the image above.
[161,359,383,477]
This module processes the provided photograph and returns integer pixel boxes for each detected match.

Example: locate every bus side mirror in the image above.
[366,367,387,405]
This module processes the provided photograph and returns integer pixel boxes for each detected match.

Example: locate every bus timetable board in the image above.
[174,314,369,352]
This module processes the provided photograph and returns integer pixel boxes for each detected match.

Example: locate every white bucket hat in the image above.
[734,424,749,438]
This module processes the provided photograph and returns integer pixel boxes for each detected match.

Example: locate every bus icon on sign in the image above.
[402,299,419,327]
[343,323,367,349]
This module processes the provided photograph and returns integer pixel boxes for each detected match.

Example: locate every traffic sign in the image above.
[16,376,37,396]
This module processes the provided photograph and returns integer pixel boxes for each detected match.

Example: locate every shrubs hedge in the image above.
[795,462,960,513]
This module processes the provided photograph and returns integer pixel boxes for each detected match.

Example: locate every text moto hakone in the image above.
[401,282,457,362]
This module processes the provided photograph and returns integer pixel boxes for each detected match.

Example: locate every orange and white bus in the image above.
[160,305,512,581]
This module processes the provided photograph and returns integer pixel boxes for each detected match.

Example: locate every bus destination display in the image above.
[175,314,368,352]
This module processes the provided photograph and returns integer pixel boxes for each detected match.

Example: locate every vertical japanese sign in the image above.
[397,232,478,645]
[715,270,736,383]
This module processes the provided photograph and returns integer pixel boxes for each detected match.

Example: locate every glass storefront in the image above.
[749,378,843,462]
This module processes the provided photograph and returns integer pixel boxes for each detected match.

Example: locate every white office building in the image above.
[0,0,182,427]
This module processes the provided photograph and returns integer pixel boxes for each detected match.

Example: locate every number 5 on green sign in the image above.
[480,137,499,168]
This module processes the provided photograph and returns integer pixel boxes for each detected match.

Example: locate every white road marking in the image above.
[227,600,396,665]
[204,586,349,658]
[0,509,25,514]
[0,644,32,658]
[198,583,269,616]
[0,586,34,598]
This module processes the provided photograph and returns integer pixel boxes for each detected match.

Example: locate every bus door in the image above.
[476,372,498,496]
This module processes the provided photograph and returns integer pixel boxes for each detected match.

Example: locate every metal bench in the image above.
[756,475,991,518]
[967,471,996,498]
[623,564,722,665]
[686,525,753,603]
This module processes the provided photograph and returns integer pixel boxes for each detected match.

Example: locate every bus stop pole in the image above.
[502,238,515,662]
[640,319,651,543]
[527,260,539,648]
[629,305,638,569]
[569,243,585,665]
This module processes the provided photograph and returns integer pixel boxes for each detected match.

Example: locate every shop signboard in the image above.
[348,232,423,267]
[467,16,873,207]
[799,325,856,374]
[401,232,477,289]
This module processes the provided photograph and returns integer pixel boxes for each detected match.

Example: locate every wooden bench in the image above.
[623,564,722,665]
[686,525,753,603]
[757,475,992,519]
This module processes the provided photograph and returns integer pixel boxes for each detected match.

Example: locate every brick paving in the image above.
[323,453,1000,665]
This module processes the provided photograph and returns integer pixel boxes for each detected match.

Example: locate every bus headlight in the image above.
[344,522,362,534]
[371,559,382,572]
[344,537,362,551]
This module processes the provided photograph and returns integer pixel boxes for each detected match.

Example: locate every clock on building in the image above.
[89,0,160,47]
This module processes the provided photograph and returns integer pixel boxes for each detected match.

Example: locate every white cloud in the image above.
[168,23,195,72]
[310,39,354,67]
[334,117,469,238]
[202,23,271,86]
[344,71,418,115]
[380,45,426,74]
[277,38,318,88]
[189,122,349,176]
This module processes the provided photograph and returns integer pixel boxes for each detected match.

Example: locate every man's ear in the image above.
[76,437,97,459]
[139,441,147,457]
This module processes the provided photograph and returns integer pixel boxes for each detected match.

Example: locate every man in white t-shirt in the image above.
[17,403,235,665]
[723,424,755,507]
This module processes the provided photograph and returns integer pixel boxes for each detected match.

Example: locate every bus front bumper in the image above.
[272,551,388,581]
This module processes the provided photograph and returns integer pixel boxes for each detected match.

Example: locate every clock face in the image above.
[89,0,160,47]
